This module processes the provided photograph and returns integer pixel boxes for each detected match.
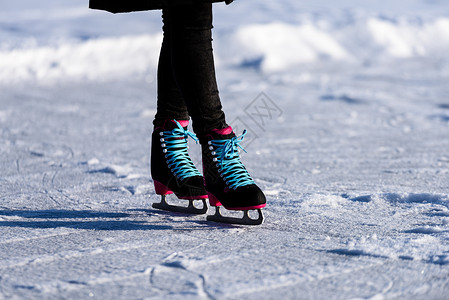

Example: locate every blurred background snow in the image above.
[1,0,449,83]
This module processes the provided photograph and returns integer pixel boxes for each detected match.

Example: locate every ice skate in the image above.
[202,126,266,225]
[151,119,208,214]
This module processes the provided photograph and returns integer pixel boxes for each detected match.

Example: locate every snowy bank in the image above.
[0,34,162,83]
[2,17,449,83]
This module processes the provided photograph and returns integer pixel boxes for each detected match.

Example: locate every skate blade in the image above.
[206,206,264,225]
[153,195,208,215]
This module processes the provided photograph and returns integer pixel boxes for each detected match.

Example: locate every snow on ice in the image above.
[1,0,449,299]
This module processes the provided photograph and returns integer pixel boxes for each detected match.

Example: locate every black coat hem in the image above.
[89,0,232,14]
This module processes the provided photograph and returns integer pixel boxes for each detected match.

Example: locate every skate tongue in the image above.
[208,126,235,140]
[175,120,189,128]
[159,119,189,131]
[212,126,233,135]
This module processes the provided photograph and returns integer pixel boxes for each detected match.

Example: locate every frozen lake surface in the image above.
[1,0,449,299]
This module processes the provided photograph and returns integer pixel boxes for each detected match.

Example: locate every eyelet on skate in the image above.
[159,132,164,136]
[208,141,212,145]
[161,143,166,147]
[209,146,214,150]
[160,138,164,142]
[212,151,216,155]
[213,158,217,162]
[163,149,167,153]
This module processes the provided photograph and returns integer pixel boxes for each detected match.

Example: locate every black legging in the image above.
[154,3,227,142]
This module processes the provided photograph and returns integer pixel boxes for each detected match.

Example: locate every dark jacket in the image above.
[89,0,233,13]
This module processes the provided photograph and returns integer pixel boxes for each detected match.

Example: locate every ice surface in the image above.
[1,0,449,299]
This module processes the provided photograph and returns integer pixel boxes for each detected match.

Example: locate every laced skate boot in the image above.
[151,119,208,214]
[202,126,266,225]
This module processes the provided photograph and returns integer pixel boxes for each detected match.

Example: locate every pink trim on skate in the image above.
[207,192,266,210]
[212,126,233,135]
[154,180,174,195]
[178,194,208,200]
[227,204,266,210]
[207,192,222,207]
[154,180,207,199]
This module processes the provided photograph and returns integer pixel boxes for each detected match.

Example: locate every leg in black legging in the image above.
[154,3,227,141]
[154,8,189,123]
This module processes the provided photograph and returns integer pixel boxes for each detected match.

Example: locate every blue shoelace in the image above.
[209,130,255,189]
[161,120,201,181]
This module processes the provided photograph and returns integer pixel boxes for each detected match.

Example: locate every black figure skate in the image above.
[151,120,208,214]
[202,126,266,225]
